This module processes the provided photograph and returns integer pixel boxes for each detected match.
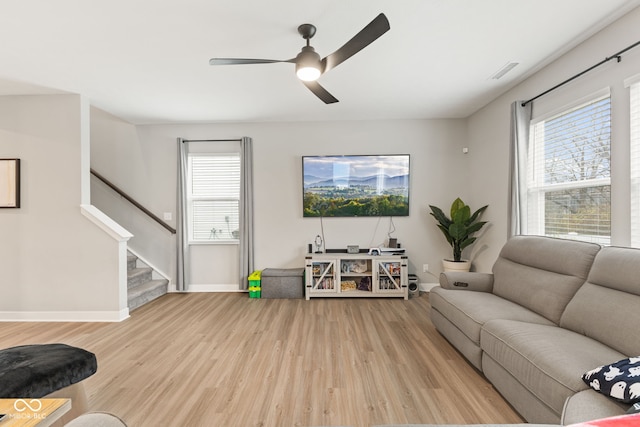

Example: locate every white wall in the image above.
[467,6,640,272]
[91,118,469,289]
[0,95,127,320]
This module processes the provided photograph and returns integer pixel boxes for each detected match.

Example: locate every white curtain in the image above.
[176,138,190,291]
[239,137,254,290]
[508,100,533,238]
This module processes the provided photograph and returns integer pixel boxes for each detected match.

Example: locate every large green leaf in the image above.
[436,224,454,245]
[466,221,488,235]
[450,198,466,219]
[448,222,467,240]
[452,205,470,224]
[466,205,488,226]
[459,236,477,251]
[429,205,452,228]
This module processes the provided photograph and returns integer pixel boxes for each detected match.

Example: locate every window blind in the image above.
[188,154,241,242]
[528,94,611,244]
[630,81,640,247]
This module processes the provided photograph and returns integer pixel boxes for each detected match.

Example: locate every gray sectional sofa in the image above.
[429,235,640,425]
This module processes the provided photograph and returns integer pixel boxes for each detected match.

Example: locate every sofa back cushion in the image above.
[560,246,640,356]
[492,236,601,324]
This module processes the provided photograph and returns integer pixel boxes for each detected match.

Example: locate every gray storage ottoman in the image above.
[261,268,305,299]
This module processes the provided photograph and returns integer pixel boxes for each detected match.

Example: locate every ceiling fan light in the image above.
[296,66,321,81]
[295,46,322,81]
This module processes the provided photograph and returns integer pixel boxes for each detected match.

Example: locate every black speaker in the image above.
[408,274,419,298]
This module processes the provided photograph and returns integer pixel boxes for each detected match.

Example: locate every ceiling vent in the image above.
[490,62,520,80]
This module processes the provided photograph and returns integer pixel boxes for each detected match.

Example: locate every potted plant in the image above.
[429,198,488,272]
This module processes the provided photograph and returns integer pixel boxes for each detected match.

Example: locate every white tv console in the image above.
[304,253,408,300]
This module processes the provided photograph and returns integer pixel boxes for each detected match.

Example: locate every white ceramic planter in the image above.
[442,259,471,272]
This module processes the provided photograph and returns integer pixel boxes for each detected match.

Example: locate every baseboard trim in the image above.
[173,284,243,293]
[0,308,130,322]
[175,284,437,294]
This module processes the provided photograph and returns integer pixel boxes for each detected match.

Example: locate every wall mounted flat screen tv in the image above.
[303,154,410,217]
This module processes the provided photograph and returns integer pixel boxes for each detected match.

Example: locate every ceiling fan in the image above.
[209,13,390,104]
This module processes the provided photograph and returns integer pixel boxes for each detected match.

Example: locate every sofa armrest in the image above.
[439,271,494,292]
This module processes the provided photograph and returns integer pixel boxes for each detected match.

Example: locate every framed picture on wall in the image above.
[302,154,410,217]
[0,159,20,208]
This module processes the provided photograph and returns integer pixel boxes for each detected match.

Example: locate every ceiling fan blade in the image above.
[321,13,390,73]
[209,58,295,66]
[302,81,339,104]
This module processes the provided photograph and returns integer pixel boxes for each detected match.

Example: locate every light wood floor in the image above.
[0,293,524,427]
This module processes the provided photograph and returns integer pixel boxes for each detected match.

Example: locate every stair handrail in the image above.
[90,168,176,235]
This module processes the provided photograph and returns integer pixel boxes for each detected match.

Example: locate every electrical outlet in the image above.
[423,264,429,272]
[163,212,172,221]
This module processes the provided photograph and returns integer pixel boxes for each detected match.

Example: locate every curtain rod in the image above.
[181,138,242,143]
[521,40,640,107]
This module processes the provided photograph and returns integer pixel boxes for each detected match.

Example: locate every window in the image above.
[527,93,611,244]
[630,79,640,247]
[187,153,240,243]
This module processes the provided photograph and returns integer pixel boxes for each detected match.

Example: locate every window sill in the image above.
[189,240,239,246]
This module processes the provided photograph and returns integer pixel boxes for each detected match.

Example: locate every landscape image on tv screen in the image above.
[303,154,410,217]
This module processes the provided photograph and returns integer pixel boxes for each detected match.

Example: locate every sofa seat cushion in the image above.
[481,320,625,415]
[430,287,553,347]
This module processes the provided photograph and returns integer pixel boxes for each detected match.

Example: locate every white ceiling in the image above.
[1,0,639,125]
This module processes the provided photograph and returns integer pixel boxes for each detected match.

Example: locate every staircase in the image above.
[127,252,169,311]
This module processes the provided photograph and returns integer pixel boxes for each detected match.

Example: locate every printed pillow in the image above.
[582,356,640,403]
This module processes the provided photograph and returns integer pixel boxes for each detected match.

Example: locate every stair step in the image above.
[128,267,152,289]
[127,254,137,271]
[125,251,169,311]
[128,279,168,311]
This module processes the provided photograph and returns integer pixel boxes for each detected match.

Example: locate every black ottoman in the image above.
[261,268,305,298]
[0,343,97,398]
